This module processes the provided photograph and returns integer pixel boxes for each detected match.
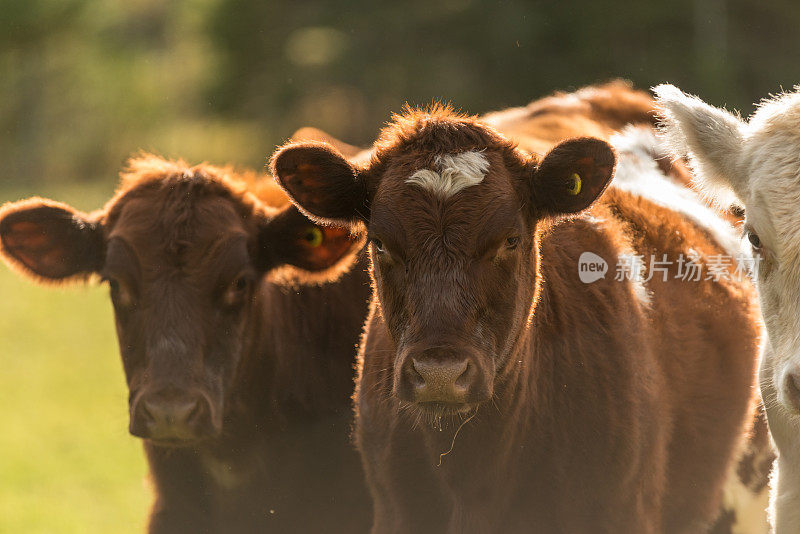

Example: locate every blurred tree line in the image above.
[2,0,800,187]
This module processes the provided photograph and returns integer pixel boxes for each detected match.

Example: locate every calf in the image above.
[656,84,800,534]
[271,105,762,532]
[490,85,773,532]
[0,155,372,533]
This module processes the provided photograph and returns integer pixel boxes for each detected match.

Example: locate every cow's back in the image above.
[483,80,656,155]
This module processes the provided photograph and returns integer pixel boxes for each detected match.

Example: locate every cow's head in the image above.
[656,84,800,414]
[272,110,614,419]
[0,155,360,446]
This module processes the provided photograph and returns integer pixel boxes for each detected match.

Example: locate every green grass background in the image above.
[0,182,150,534]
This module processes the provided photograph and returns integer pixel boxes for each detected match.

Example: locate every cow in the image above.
[655,84,800,534]
[473,84,774,533]
[270,97,764,532]
[0,154,373,533]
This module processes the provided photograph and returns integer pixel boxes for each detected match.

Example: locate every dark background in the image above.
[3,0,799,187]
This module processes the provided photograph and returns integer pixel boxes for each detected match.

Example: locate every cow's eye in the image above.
[371,238,385,254]
[505,236,520,250]
[103,276,135,309]
[234,276,248,291]
[747,230,762,250]
[303,226,324,248]
[231,275,251,294]
[222,274,252,308]
[108,278,120,293]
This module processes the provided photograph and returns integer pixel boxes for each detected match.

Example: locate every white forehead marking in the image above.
[406,150,490,198]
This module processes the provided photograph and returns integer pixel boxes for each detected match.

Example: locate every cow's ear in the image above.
[270,142,369,226]
[289,127,365,159]
[256,205,363,280]
[654,84,747,206]
[0,198,104,283]
[531,137,615,216]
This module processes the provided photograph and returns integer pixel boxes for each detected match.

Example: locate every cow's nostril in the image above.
[412,358,468,384]
[406,361,425,388]
[169,398,200,424]
[409,358,471,402]
[139,400,155,423]
[140,396,203,427]
[454,362,472,390]
[185,400,201,423]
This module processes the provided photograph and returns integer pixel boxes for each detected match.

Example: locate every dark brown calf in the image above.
[272,104,762,533]
[0,155,372,533]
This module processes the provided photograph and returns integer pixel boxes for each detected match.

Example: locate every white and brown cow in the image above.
[656,83,800,534]
[271,102,764,533]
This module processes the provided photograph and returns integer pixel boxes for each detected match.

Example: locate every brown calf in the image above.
[0,155,372,533]
[271,102,762,532]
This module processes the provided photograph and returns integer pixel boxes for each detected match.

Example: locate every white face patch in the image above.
[655,86,800,418]
[406,151,490,198]
[727,95,800,416]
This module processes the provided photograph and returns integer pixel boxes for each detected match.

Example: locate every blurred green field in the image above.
[0,182,149,534]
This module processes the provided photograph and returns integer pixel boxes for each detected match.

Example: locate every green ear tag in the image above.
[303,227,324,247]
[567,172,582,196]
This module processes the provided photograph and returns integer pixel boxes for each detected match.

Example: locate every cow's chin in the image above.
[144,435,213,448]
[403,400,478,429]
[417,401,474,415]
[131,424,221,448]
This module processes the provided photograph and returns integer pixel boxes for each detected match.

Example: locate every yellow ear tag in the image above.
[567,172,582,196]
[303,227,324,247]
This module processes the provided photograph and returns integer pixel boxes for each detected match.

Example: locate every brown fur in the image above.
[271,90,762,533]
[291,126,366,159]
[0,155,372,533]
[482,79,656,155]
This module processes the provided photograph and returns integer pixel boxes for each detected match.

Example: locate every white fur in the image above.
[654,83,800,533]
[654,84,747,207]
[718,415,774,534]
[581,211,651,309]
[629,253,651,308]
[610,126,742,258]
[406,151,490,198]
[631,280,651,308]
[719,461,771,534]
[615,248,652,309]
